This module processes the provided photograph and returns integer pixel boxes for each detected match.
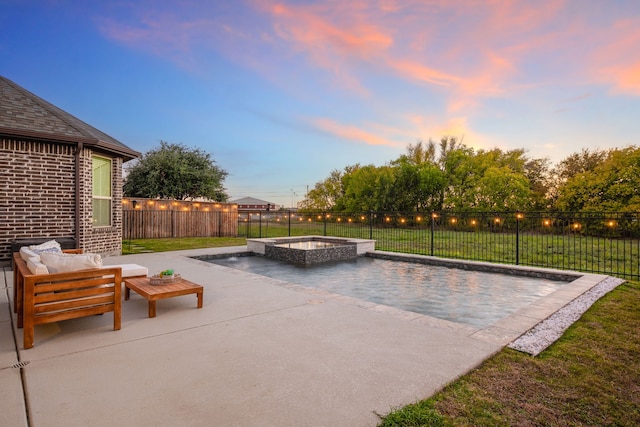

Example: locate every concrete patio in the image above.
[0,247,605,426]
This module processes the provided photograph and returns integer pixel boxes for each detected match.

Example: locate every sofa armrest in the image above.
[22,266,122,349]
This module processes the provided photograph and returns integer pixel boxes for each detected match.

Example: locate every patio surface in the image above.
[0,247,608,426]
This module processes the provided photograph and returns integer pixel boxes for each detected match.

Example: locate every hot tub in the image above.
[247,236,375,265]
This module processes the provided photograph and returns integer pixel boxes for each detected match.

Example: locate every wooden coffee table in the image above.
[124,276,203,318]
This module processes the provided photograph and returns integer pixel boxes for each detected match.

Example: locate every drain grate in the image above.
[11,361,30,369]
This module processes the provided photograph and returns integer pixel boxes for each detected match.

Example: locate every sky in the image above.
[1,0,639,208]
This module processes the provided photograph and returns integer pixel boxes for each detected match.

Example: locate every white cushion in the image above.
[29,240,62,255]
[40,252,103,273]
[27,257,49,275]
[20,247,40,261]
[106,264,148,278]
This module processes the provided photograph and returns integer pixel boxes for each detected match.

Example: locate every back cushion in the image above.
[39,253,103,273]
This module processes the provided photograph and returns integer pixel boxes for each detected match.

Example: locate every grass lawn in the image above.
[122,237,246,254]
[121,236,639,425]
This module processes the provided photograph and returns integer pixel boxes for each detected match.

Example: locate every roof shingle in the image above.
[0,75,139,160]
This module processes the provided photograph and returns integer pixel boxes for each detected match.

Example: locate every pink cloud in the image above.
[590,19,640,96]
[254,0,395,94]
[387,60,459,87]
[311,117,404,147]
[613,62,640,95]
[267,2,393,56]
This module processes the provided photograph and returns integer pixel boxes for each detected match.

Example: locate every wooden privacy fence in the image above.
[122,198,238,239]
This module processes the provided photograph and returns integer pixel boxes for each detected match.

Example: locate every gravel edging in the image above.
[508,276,625,356]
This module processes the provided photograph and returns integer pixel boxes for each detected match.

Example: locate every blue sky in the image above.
[2,0,639,208]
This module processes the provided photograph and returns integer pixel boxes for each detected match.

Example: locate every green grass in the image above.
[378,280,640,426]
[122,237,247,254]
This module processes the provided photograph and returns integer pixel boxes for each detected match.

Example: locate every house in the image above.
[0,75,140,265]
[230,196,278,211]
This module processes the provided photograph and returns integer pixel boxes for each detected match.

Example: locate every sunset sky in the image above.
[2,1,639,207]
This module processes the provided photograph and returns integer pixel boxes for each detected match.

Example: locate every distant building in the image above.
[230,197,278,211]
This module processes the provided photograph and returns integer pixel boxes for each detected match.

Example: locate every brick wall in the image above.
[0,137,124,264]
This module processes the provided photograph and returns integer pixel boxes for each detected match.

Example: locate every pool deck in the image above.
[1,247,611,426]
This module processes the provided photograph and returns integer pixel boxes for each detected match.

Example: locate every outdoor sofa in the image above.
[13,242,148,349]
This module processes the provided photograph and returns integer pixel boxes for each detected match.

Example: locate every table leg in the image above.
[148,300,156,318]
[197,291,203,309]
[124,286,130,301]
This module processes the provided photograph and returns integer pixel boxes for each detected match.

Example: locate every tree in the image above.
[299,165,367,211]
[553,148,609,181]
[555,146,640,212]
[392,159,445,211]
[439,144,476,210]
[524,157,553,210]
[392,139,437,166]
[339,164,381,212]
[548,148,609,207]
[124,141,228,201]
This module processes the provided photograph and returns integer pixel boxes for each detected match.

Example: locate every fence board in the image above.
[122,198,238,239]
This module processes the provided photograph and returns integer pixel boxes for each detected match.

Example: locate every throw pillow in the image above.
[29,240,63,256]
[27,257,49,275]
[20,247,40,261]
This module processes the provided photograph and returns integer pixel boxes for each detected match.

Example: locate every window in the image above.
[92,156,112,226]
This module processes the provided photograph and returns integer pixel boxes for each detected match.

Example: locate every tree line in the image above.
[299,138,640,213]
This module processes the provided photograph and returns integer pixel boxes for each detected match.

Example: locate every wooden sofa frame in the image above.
[13,250,122,349]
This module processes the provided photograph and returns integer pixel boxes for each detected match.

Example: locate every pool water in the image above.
[208,255,568,329]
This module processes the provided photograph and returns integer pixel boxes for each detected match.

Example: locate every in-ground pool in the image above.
[205,254,570,329]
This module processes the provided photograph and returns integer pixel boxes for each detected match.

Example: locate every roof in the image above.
[230,197,275,206]
[0,76,139,161]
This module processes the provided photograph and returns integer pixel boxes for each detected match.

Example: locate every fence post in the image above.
[369,211,373,240]
[127,210,133,251]
[323,212,327,236]
[259,212,262,238]
[288,210,292,236]
[516,213,520,265]
[430,212,435,256]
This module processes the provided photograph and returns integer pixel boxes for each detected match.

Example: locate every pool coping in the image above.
[195,249,620,350]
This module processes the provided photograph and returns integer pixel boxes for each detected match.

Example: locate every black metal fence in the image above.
[238,211,640,280]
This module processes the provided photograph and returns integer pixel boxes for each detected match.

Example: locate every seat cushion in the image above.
[39,252,103,273]
[106,264,148,278]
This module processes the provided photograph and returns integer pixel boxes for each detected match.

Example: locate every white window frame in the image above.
[92,155,113,227]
